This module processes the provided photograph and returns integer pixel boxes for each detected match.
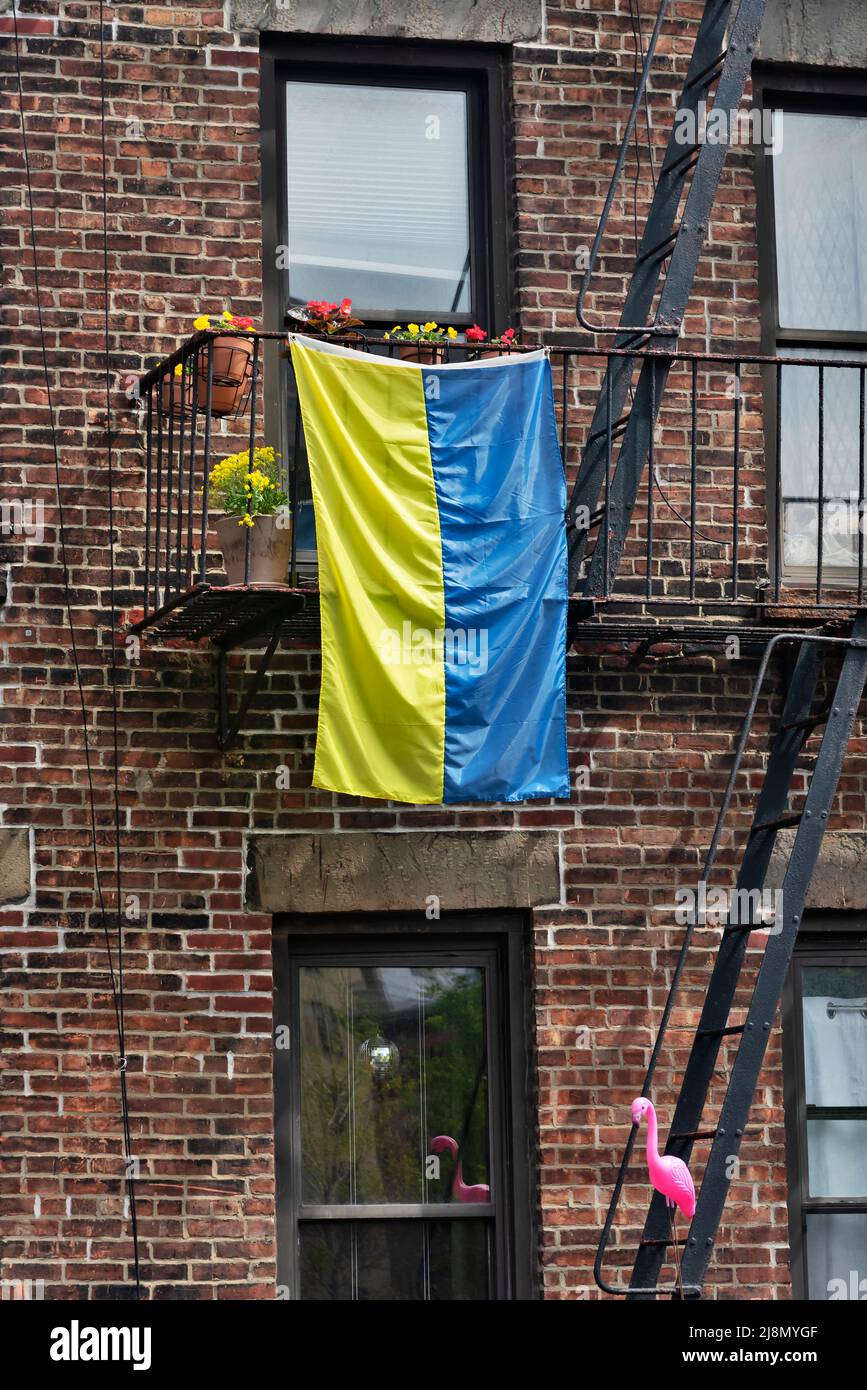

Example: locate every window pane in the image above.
[802,966,867,1106]
[780,352,867,575]
[773,112,867,331]
[806,1213,867,1300]
[807,1119,867,1197]
[298,1219,490,1301]
[286,82,472,315]
[298,965,490,1205]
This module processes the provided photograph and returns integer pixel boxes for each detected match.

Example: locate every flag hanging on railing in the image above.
[290,334,568,804]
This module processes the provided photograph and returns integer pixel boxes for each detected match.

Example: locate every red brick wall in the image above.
[0,0,840,1300]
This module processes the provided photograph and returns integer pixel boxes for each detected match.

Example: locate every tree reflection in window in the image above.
[299,966,490,1207]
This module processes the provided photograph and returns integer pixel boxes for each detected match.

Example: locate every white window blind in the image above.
[286,81,472,316]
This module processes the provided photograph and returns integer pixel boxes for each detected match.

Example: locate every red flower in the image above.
[501,327,516,341]
[233,315,253,330]
[466,324,486,342]
[339,298,352,317]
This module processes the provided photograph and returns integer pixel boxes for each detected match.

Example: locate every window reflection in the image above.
[285,82,472,316]
[299,965,490,1206]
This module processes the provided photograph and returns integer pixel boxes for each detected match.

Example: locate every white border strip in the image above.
[288,332,549,370]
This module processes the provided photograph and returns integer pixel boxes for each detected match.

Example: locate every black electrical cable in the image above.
[11,2,142,1296]
[97,0,142,1296]
[633,0,658,191]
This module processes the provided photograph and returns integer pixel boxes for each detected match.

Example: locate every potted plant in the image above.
[192,310,255,418]
[465,324,519,359]
[384,321,458,363]
[286,297,363,337]
[208,445,292,585]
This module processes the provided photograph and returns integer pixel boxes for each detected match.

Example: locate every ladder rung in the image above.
[638,229,679,265]
[639,1236,689,1249]
[615,329,653,351]
[683,50,728,94]
[587,413,630,446]
[752,811,803,835]
[567,508,607,535]
[666,145,702,177]
[781,705,834,734]
[697,1024,745,1040]
[670,1128,717,1143]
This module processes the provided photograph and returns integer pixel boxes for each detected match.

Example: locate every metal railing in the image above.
[134,333,867,629]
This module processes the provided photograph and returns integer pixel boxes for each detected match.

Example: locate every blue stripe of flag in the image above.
[423,356,569,803]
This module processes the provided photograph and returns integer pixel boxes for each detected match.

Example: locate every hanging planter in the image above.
[203,337,253,418]
[160,362,195,418]
[191,310,255,418]
[208,445,292,585]
[385,320,456,365]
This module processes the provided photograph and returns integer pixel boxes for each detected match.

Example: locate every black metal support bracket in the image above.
[213,591,310,750]
[216,624,283,751]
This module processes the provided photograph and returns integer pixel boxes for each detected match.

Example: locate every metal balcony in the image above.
[131,333,867,651]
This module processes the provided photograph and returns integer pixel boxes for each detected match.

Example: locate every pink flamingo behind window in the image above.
[431,1134,490,1203]
[630,1097,695,1297]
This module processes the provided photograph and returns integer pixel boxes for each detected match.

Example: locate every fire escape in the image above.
[569,0,867,1298]
[127,0,867,1297]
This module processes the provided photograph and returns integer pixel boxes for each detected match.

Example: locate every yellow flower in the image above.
[222,310,234,322]
[447,327,458,340]
[193,315,210,331]
[423,321,437,333]
[173,363,184,376]
[407,323,420,336]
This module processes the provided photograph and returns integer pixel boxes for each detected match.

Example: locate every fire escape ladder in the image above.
[568,0,768,597]
[594,614,867,1299]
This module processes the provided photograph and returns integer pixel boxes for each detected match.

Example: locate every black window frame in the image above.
[754,67,867,589]
[260,36,512,339]
[272,912,537,1301]
[782,912,867,1300]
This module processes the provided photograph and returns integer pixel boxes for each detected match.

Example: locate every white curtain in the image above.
[803,997,867,1106]
[807,1214,867,1299]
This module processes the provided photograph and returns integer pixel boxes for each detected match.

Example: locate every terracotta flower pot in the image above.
[161,372,194,417]
[215,512,293,586]
[475,344,517,360]
[198,334,253,417]
[397,342,445,365]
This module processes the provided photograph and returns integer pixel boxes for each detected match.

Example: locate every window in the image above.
[264,40,509,333]
[783,931,867,1300]
[757,87,867,585]
[260,39,511,561]
[273,918,534,1300]
[284,81,474,318]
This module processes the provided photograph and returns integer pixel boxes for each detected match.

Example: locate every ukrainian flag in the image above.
[291,334,569,805]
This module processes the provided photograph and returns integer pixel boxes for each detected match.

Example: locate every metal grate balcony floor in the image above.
[130,582,320,648]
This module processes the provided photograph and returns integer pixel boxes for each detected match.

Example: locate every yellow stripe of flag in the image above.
[291,339,446,803]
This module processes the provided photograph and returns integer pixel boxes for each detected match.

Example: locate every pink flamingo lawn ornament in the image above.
[431,1135,491,1203]
[630,1097,696,1298]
